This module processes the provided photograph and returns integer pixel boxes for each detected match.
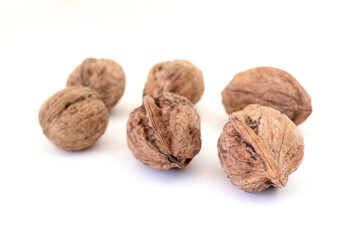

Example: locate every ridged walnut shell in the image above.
[221,67,312,125]
[67,58,126,111]
[39,86,109,151]
[127,93,201,170]
[218,104,304,193]
[143,60,204,104]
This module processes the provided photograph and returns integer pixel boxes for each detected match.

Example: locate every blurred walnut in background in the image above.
[222,67,312,125]
[143,60,204,104]
[67,58,126,111]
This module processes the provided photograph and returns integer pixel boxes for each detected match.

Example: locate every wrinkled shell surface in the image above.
[218,104,304,193]
[221,67,312,125]
[127,93,201,170]
[67,58,126,111]
[143,60,204,104]
[39,86,109,151]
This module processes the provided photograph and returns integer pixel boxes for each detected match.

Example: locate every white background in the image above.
[1,0,359,239]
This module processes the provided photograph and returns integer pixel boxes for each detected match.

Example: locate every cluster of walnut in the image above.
[218,67,311,192]
[39,58,204,166]
[39,58,126,151]
[39,59,312,194]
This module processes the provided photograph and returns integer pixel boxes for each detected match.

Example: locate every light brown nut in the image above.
[143,60,204,104]
[39,86,109,151]
[217,104,304,193]
[66,58,126,111]
[221,67,312,125]
[127,93,202,170]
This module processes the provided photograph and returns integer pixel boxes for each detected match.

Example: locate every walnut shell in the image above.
[127,93,201,170]
[143,60,204,104]
[66,58,126,111]
[39,86,109,151]
[217,104,304,193]
[221,67,312,125]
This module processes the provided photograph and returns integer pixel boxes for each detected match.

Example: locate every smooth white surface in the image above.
[0,0,359,239]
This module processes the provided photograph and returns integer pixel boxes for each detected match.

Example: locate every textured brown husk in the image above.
[127,93,202,170]
[39,86,109,151]
[67,58,126,111]
[217,104,304,193]
[221,67,312,125]
[143,60,204,104]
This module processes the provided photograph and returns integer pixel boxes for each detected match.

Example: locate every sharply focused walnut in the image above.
[221,67,312,125]
[143,60,204,104]
[67,58,126,111]
[127,93,201,170]
[218,104,304,193]
[39,87,109,151]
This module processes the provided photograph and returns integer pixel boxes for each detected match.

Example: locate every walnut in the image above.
[39,86,109,151]
[217,104,304,193]
[143,60,204,104]
[66,58,126,111]
[127,93,202,170]
[221,67,312,125]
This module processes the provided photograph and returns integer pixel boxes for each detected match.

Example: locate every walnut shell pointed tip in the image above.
[217,104,304,193]
[143,60,204,104]
[127,93,202,170]
[221,67,312,125]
